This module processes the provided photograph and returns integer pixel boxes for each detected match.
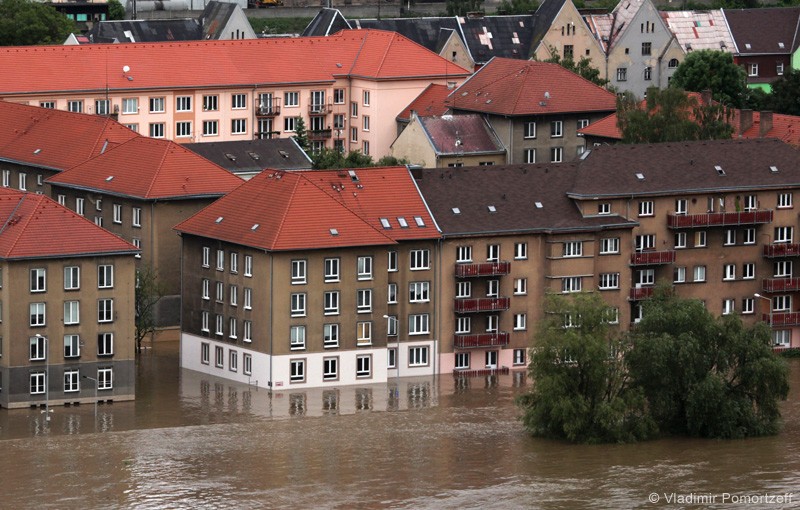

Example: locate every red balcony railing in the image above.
[763,243,800,258]
[455,261,511,277]
[762,277,800,293]
[454,297,510,313]
[630,250,676,266]
[629,286,655,301]
[667,210,773,229]
[762,312,800,326]
[453,331,510,349]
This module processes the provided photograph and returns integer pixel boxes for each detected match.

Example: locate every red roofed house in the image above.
[0,189,138,409]
[46,136,244,329]
[445,57,617,164]
[395,83,453,134]
[0,30,470,161]
[175,166,440,390]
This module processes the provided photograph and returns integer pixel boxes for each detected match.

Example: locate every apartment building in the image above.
[0,189,138,409]
[0,30,470,160]
[175,167,440,390]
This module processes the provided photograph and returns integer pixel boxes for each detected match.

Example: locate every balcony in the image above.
[763,243,800,258]
[762,277,800,293]
[256,103,280,117]
[454,297,511,313]
[256,130,281,140]
[630,250,676,266]
[667,210,773,229]
[454,332,510,349]
[762,312,800,326]
[309,103,332,115]
[309,129,332,140]
[629,286,655,301]
[455,261,511,278]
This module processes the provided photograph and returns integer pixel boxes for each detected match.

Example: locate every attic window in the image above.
[715,165,726,176]
[535,202,543,209]
[215,216,224,223]
[348,169,359,182]
[770,166,779,173]
[414,216,425,227]
[380,218,391,229]
[33,149,41,155]
[745,43,751,50]
[105,176,114,181]
[279,150,289,158]
[251,223,260,231]
[635,173,645,181]
[330,228,339,236]
[488,205,497,213]
[225,153,236,161]
[779,42,785,49]
[452,207,461,215]
[397,217,409,228]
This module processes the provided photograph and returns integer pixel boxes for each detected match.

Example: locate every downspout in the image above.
[178,233,184,366]
[507,116,513,164]
[435,237,442,380]
[268,251,274,392]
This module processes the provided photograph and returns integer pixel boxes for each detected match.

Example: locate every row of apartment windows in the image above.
[28,367,114,395]
[201,247,253,276]
[634,194,793,218]
[523,120,589,140]
[0,171,44,191]
[288,284,431,318]
[201,280,253,308]
[746,62,786,78]
[29,333,115,360]
[288,314,432,351]
[28,299,114,326]
[55,195,143,228]
[200,343,253,375]
[455,243,528,262]
[455,349,527,369]
[200,312,253,343]
[455,314,527,333]
[28,265,114,293]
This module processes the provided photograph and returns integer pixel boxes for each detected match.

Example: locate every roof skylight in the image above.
[380,218,391,229]
[414,216,425,227]
[397,217,409,228]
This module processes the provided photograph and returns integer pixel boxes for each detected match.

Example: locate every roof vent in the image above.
[279,150,289,158]
[535,202,543,209]
[414,216,425,227]
[745,43,751,50]
[215,216,224,223]
[330,228,339,236]
[225,153,236,161]
[106,176,114,181]
[779,42,785,49]
[770,165,779,173]
[397,217,409,228]
[33,148,42,155]
[380,218,391,229]
[251,223,259,231]
[248,151,260,160]
[635,172,645,181]
[452,207,461,214]
[488,205,497,213]
[715,165,726,176]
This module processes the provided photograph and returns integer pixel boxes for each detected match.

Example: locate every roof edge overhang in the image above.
[46,182,228,201]
[2,249,139,261]
[567,183,800,200]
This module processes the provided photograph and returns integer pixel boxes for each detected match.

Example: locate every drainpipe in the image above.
[507,117,513,164]
[268,251,274,392]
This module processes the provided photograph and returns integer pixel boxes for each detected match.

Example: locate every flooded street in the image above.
[2,342,799,509]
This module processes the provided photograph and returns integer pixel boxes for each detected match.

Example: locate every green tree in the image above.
[446,0,483,16]
[0,0,75,46]
[617,87,733,143]
[766,69,800,116]
[107,0,125,20]
[628,289,790,439]
[293,117,310,153]
[517,293,657,444]
[496,0,538,15]
[375,155,409,166]
[135,266,167,354]
[312,148,375,169]
[670,50,748,107]
[544,48,608,87]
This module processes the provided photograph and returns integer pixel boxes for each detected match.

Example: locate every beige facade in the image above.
[531,1,606,78]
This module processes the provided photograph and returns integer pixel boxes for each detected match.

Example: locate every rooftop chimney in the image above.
[739,109,753,134]
[700,89,712,106]
[760,111,773,138]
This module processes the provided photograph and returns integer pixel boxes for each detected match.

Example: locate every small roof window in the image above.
[397,217,409,228]
[380,218,391,229]
[488,205,497,213]
[535,202,543,209]
[770,165,779,173]
[251,224,260,231]
[330,228,339,236]
[452,207,461,215]
[635,173,645,181]
[715,165,726,176]
[414,216,425,227]
[215,216,224,224]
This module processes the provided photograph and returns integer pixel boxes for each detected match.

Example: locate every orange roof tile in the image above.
[175,166,439,251]
[397,83,452,121]
[0,101,138,171]
[579,113,622,140]
[0,189,136,260]
[739,112,800,147]
[0,30,469,96]
[46,136,243,199]
[446,57,617,116]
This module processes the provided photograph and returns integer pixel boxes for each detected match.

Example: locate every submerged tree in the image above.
[135,265,167,354]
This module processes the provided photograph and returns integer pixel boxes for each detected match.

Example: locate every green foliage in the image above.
[107,0,125,21]
[135,266,167,354]
[293,117,309,153]
[766,69,800,115]
[247,17,312,36]
[617,87,733,143]
[0,0,75,46]
[628,289,790,439]
[544,48,608,87]
[496,0,538,15]
[312,148,376,169]
[670,50,748,107]
[375,155,409,166]
[517,293,657,444]
[446,0,484,16]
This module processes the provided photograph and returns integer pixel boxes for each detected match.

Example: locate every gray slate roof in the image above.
[723,7,800,54]
[183,138,312,175]
[302,8,352,37]
[87,19,202,43]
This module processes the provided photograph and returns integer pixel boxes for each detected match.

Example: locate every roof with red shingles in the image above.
[0,101,138,171]
[0,189,137,260]
[0,30,469,96]
[578,112,621,140]
[175,166,439,251]
[397,83,451,121]
[46,136,243,200]
[445,57,617,116]
[740,111,800,147]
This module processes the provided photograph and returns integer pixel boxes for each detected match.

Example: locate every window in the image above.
[149,97,165,113]
[290,359,305,382]
[76,197,85,216]
[290,325,306,350]
[638,200,654,216]
[675,199,687,215]
[456,281,471,298]
[742,298,754,315]
[40,101,55,109]
[291,260,306,284]
[743,263,755,280]
[284,92,299,107]
[244,353,252,375]
[487,244,500,262]
[778,192,793,209]
[409,281,430,303]
[244,287,252,310]
[356,355,372,378]
[18,173,26,191]
[724,229,736,246]
[98,332,113,356]
[386,315,398,336]
[642,42,651,55]
[350,126,358,142]
[617,68,627,81]
[775,226,793,243]
[409,314,430,335]
[31,268,46,292]
[674,232,687,249]
[563,241,582,257]
[775,260,792,277]
[64,334,80,358]
[229,350,238,372]
[723,299,735,315]
[774,295,792,311]
[723,264,736,281]
[215,281,224,302]
[674,266,686,283]
[215,346,224,368]
[67,100,83,113]
[202,247,211,268]
[643,67,652,81]
[695,231,707,247]
[215,315,224,336]
[30,303,45,326]
[324,291,339,315]
[456,316,471,334]
[357,256,373,279]
[668,58,679,68]
[323,357,339,381]
[1,170,7,187]
[357,321,372,345]
[176,96,192,112]
[240,320,250,343]
[98,298,113,322]
[514,313,527,331]
[325,258,340,282]
[598,203,611,215]
[524,149,536,164]
[409,346,429,366]
[64,301,80,325]
[550,121,563,138]
[636,269,655,286]
[149,123,165,138]
[510,242,528,261]
[600,237,620,254]
[57,194,66,205]
[231,119,247,135]
[599,273,620,290]
[63,266,80,290]
[122,97,138,114]
[228,318,238,339]
[357,289,372,312]
[455,352,470,370]
[323,323,339,348]
[487,279,499,297]
[291,293,306,317]
[203,120,219,137]
[457,246,472,262]
[201,311,209,332]
[30,372,46,395]
[777,62,785,76]
[216,250,224,271]
[244,255,253,277]
[513,278,527,295]
[111,203,122,224]
[362,115,370,131]
[231,93,246,109]
[748,63,759,77]
[387,251,398,272]
[30,335,46,360]
[524,122,536,139]
[744,195,758,211]
[694,265,706,282]
[410,249,429,270]
[203,95,218,111]
[550,147,563,163]
[562,277,581,293]
[333,89,345,104]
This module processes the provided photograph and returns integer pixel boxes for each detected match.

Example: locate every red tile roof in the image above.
[0,30,469,96]
[175,166,439,251]
[739,111,800,147]
[445,57,617,116]
[46,136,243,200]
[397,83,452,121]
[578,112,621,140]
[0,101,138,171]
[0,189,136,260]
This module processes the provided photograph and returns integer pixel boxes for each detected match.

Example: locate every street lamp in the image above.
[35,334,51,423]
[383,315,400,398]
[754,293,773,344]
[82,375,98,421]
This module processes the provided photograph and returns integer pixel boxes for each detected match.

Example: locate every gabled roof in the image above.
[740,111,800,147]
[446,57,617,116]
[175,167,439,251]
[86,19,202,43]
[578,112,621,140]
[456,14,535,64]
[417,114,505,156]
[350,17,461,55]
[202,1,244,40]
[531,0,568,50]
[661,10,734,53]
[723,7,800,54]
[183,138,313,174]
[570,139,800,199]
[0,30,469,96]
[302,8,352,37]
[415,163,636,237]
[397,83,452,121]
[46,136,243,200]
[0,189,136,260]
[0,101,138,171]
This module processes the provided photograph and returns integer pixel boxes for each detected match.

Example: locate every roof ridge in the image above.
[269,172,303,249]
[145,139,174,198]
[1,193,39,257]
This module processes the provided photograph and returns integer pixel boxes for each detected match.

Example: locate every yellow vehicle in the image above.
[249,0,283,7]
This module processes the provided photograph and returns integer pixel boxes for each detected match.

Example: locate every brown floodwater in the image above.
[1,342,798,509]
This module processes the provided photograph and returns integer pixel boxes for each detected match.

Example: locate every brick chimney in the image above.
[739,109,753,134]
[701,89,712,106]
[760,111,773,138]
